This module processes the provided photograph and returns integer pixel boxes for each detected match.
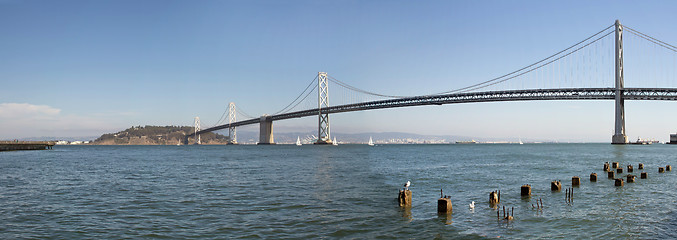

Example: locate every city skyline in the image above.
[2,1,677,142]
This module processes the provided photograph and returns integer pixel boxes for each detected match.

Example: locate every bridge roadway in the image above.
[188,87,677,138]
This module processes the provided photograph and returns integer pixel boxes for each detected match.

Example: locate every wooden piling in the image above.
[627,165,633,173]
[641,172,648,179]
[398,190,412,207]
[590,172,597,182]
[667,165,672,171]
[616,168,623,174]
[612,162,619,169]
[521,184,531,197]
[437,197,452,214]
[614,178,624,187]
[626,174,636,183]
[551,180,562,191]
[607,171,615,179]
[489,191,499,205]
[659,167,665,173]
[572,176,581,186]
[604,162,610,172]
[638,163,644,169]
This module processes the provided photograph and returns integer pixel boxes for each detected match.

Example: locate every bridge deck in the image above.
[188,88,677,137]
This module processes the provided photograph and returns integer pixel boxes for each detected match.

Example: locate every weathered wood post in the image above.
[612,162,620,169]
[638,163,644,169]
[626,174,636,183]
[615,178,624,187]
[608,171,615,179]
[437,197,452,214]
[398,190,412,207]
[667,165,672,171]
[551,180,562,191]
[521,184,531,197]
[616,168,623,174]
[604,162,610,172]
[641,172,648,179]
[572,176,581,186]
[627,165,633,173]
[659,167,665,173]
[590,172,597,182]
[489,191,500,206]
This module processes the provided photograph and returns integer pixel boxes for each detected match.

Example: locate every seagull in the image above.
[469,201,475,209]
[404,181,410,190]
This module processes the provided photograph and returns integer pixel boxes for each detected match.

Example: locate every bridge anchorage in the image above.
[187,19,677,145]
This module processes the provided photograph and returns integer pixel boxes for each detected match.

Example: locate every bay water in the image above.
[1,144,675,239]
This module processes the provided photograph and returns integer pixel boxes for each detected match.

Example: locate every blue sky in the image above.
[1,0,677,141]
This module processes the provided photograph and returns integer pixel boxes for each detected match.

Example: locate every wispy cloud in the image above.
[0,103,125,139]
[0,103,61,118]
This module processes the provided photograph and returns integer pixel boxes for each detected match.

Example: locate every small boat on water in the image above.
[630,137,658,145]
[368,136,374,146]
[332,137,338,146]
[519,138,524,145]
[296,136,302,146]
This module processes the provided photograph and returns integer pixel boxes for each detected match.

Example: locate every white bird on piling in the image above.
[404,181,411,190]
[469,201,475,209]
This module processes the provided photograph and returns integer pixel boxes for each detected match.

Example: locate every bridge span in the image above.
[185,20,677,145]
[185,87,677,144]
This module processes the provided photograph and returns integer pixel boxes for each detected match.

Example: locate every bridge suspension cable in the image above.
[454,30,615,93]
[320,24,616,100]
[624,26,677,52]
[434,24,615,94]
[272,74,319,115]
[235,107,256,119]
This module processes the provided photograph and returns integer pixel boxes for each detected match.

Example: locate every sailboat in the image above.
[368,136,374,146]
[519,138,524,145]
[296,136,302,146]
[332,137,338,146]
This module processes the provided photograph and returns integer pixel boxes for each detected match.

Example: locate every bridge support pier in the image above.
[258,115,275,145]
[612,19,627,144]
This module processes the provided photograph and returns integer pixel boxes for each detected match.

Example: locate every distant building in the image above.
[670,134,677,144]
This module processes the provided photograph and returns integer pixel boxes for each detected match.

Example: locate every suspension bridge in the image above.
[185,20,677,145]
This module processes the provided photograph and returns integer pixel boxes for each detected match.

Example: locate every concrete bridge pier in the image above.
[612,19,628,144]
[258,115,275,145]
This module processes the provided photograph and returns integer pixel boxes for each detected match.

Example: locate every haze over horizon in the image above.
[2,1,677,142]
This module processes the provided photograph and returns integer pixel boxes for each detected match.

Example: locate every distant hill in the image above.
[91,125,229,145]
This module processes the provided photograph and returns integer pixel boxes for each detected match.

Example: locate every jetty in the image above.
[0,141,55,151]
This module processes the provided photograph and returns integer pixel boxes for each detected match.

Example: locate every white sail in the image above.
[368,136,374,146]
[332,137,338,145]
[296,136,302,146]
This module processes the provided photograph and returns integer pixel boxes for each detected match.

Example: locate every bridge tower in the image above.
[194,116,201,145]
[315,72,332,144]
[612,19,628,144]
[227,102,238,144]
